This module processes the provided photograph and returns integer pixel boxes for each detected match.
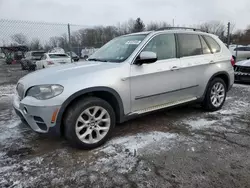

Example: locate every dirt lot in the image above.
[0,63,250,188]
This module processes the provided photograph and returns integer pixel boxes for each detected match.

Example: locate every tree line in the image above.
[8,18,250,54]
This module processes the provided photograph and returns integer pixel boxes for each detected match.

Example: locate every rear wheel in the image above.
[202,78,227,111]
[64,97,115,149]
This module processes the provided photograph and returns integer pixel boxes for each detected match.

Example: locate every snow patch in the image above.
[93,132,179,173]
[107,131,177,152]
[0,84,16,97]
[234,84,250,89]
[186,119,217,130]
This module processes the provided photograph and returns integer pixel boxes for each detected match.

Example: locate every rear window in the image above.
[177,34,202,57]
[49,54,68,58]
[234,47,250,51]
[203,36,221,53]
[32,52,45,57]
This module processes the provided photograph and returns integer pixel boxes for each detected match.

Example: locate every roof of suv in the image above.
[126,29,214,37]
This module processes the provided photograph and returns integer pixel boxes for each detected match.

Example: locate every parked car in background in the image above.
[66,51,79,62]
[20,51,45,70]
[230,45,250,62]
[234,59,250,82]
[81,47,98,59]
[0,53,5,59]
[14,28,234,149]
[36,53,71,69]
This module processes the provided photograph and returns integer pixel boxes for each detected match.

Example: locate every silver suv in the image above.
[13,28,234,149]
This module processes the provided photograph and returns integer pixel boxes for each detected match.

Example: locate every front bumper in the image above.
[235,72,250,82]
[13,94,61,133]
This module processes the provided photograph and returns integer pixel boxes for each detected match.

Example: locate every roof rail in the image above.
[156,27,206,32]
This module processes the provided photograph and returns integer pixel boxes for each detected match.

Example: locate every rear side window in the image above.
[199,36,212,54]
[177,34,202,57]
[203,36,221,53]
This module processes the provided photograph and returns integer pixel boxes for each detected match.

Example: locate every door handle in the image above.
[209,60,215,64]
[170,66,179,71]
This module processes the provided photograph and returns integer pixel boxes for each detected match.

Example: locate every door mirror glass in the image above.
[135,51,157,65]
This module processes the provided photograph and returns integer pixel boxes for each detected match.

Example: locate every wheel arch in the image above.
[55,87,125,135]
[202,71,230,99]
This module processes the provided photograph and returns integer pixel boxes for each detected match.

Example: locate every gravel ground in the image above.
[0,64,250,188]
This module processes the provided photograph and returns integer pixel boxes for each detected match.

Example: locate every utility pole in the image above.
[68,23,72,62]
[172,19,175,27]
[227,22,230,48]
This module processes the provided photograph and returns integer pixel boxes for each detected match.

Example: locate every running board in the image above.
[130,97,197,115]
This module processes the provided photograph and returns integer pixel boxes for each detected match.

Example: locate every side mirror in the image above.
[135,51,157,65]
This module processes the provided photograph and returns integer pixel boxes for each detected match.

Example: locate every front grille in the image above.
[16,83,24,99]
[235,66,250,73]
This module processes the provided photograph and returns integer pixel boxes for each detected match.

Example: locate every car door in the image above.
[130,33,182,112]
[177,34,214,99]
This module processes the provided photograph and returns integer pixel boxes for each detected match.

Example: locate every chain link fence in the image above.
[0,19,100,60]
[0,19,106,83]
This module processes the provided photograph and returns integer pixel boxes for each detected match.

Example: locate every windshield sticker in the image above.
[125,40,141,45]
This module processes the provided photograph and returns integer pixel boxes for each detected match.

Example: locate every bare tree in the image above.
[29,38,42,50]
[49,37,59,48]
[199,21,226,37]
[146,21,171,31]
[11,33,28,45]
[230,25,250,45]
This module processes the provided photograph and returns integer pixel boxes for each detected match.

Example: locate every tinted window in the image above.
[178,34,202,57]
[234,47,250,51]
[32,52,45,57]
[49,54,68,58]
[41,55,46,60]
[204,36,221,53]
[143,34,176,60]
[200,36,211,54]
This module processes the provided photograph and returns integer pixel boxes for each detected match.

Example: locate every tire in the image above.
[64,97,115,149]
[202,78,227,111]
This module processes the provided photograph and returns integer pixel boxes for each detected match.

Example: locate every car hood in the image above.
[19,61,122,86]
[235,59,250,67]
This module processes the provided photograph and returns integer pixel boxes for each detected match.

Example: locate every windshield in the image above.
[49,54,69,58]
[89,34,147,62]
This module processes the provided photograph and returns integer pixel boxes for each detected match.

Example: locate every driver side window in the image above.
[142,34,176,60]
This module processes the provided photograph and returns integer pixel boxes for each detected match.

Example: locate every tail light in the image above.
[47,61,54,65]
[231,56,235,67]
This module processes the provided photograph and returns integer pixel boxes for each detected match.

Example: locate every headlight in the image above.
[26,85,64,100]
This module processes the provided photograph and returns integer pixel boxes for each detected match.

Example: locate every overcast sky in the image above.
[0,0,249,29]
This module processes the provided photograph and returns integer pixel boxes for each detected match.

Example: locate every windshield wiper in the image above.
[88,58,107,62]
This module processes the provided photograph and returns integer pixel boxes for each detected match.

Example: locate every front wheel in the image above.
[202,78,227,111]
[64,97,115,149]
